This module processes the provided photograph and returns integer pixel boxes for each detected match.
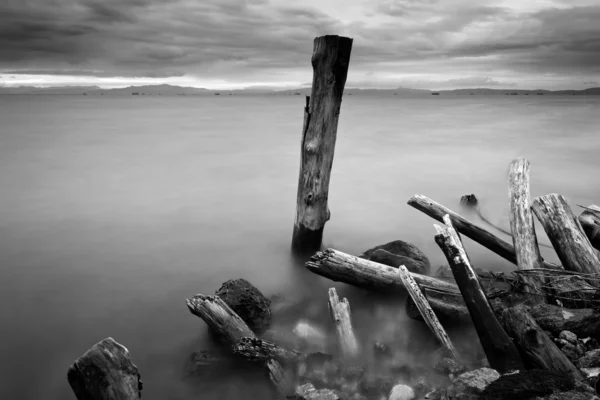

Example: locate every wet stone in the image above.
[434,358,466,376]
[559,330,578,344]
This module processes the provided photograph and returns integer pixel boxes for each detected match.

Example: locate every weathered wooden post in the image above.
[507,158,545,298]
[67,337,142,400]
[291,35,353,255]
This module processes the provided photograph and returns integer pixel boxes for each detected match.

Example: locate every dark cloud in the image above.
[0,0,599,88]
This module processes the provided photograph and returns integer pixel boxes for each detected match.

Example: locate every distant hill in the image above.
[1,84,599,96]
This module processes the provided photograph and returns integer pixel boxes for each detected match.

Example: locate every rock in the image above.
[561,342,583,362]
[293,320,328,351]
[447,368,500,399]
[578,349,600,368]
[215,279,271,332]
[583,337,600,352]
[374,341,393,358]
[341,365,366,380]
[183,351,230,377]
[360,240,431,275]
[559,330,578,344]
[360,374,396,398]
[424,389,448,400]
[295,383,341,400]
[435,265,453,279]
[348,395,368,400]
[434,358,467,375]
[460,194,478,207]
[536,391,600,400]
[388,384,415,400]
[481,369,574,400]
[413,376,432,397]
[340,379,360,395]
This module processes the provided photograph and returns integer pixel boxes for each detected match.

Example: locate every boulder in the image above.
[295,383,341,400]
[215,279,271,332]
[360,240,431,275]
[389,384,415,400]
[446,368,500,399]
[578,349,600,368]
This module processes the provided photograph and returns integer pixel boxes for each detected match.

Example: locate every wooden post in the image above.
[532,194,600,275]
[434,215,525,373]
[186,295,292,397]
[397,264,458,359]
[501,305,583,380]
[67,337,142,400]
[291,35,353,255]
[408,194,561,270]
[507,158,545,297]
[327,287,359,357]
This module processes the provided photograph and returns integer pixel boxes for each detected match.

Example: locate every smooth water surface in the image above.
[1,94,599,399]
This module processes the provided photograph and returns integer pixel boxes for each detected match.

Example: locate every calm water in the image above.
[1,94,599,399]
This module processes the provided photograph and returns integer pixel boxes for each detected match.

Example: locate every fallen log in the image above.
[397,264,458,359]
[532,194,600,275]
[434,215,525,373]
[405,290,471,324]
[291,35,353,254]
[500,304,583,380]
[578,204,600,251]
[327,287,360,357]
[67,337,142,400]
[232,337,304,365]
[529,303,600,339]
[408,194,561,270]
[508,158,545,296]
[186,295,293,397]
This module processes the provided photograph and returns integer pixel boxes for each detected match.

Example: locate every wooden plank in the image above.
[408,194,561,270]
[434,215,525,373]
[508,158,545,297]
[532,194,600,275]
[67,337,142,400]
[397,264,458,359]
[291,35,353,254]
[327,287,360,357]
[501,304,583,380]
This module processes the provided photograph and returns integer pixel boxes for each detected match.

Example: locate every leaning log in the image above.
[328,287,360,357]
[186,295,292,397]
[67,337,142,400]
[408,194,561,270]
[507,158,545,296]
[529,303,600,339]
[291,35,353,255]
[397,264,458,359]
[501,304,583,380]
[434,215,525,373]
[532,194,600,275]
[579,204,600,251]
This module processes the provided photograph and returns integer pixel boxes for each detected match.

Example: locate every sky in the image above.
[1,0,599,90]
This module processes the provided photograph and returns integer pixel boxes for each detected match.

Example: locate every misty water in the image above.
[1,94,599,400]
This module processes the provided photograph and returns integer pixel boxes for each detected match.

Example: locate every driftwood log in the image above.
[435,215,525,373]
[327,288,360,357]
[67,337,142,400]
[508,158,545,296]
[232,337,304,364]
[405,291,471,324]
[186,295,293,397]
[501,304,583,380]
[408,194,561,270]
[579,204,600,252]
[397,264,458,359]
[532,194,600,275]
[291,35,353,254]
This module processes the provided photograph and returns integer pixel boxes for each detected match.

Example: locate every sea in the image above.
[0,93,599,400]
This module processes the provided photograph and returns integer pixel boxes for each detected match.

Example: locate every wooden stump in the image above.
[501,304,583,380]
[291,35,353,255]
[397,264,458,359]
[408,194,561,270]
[434,215,525,373]
[67,337,142,400]
[327,287,359,357]
[508,158,545,297]
[532,194,600,275]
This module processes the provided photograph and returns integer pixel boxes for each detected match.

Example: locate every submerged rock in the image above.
[360,240,431,275]
[293,320,328,352]
[295,383,341,400]
[446,368,500,399]
[388,384,415,400]
[215,278,271,332]
[183,351,231,377]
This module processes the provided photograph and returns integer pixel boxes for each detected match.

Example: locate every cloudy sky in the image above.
[1,0,599,90]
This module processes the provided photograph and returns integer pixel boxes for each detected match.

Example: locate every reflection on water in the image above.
[0,95,599,399]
